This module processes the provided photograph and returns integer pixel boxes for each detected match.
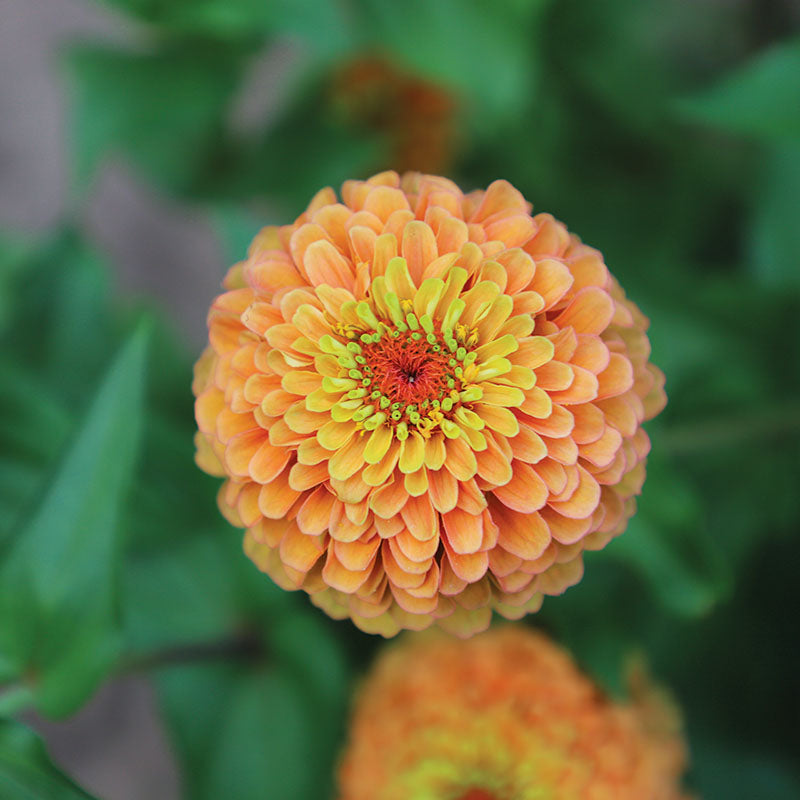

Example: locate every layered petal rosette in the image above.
[337,628,691,800]
[194,171,666,636]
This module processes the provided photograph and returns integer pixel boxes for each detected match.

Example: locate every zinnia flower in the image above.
[337,627,691,800]
[193,171,666,637]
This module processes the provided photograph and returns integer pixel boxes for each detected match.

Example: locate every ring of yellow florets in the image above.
[319,294,484,440]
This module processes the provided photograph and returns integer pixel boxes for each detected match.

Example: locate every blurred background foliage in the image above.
[1,0,799,798]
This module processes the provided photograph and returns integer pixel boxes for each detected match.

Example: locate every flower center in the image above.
[321,297,485,439]
[361,325,456,408]
[457,790,499,800]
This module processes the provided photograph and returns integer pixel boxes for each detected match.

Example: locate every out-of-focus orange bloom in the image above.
[337,627,691,800]
[193,171,666,637]
[331,57,457,174]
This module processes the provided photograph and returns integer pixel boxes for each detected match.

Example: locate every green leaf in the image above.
[155,604,350,800]
[602,452,731,618]
[675,37,800,141]
[0,321,150,716]
[747,144,800,289]
[359,0,547,119]
[0,718,98,799]
[65,42,248,194]
[95,0,353,52]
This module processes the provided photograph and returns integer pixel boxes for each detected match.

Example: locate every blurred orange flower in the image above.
[331,57,457,174]
[193,171,665,636]
[337,627,691,800]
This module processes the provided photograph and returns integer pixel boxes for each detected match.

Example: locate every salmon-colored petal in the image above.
[402,221,438,285]
[401,494,438,542]
[549,465,600,519]
[304,240,355,290]
[280,523,325,573]
[442,507,483,555]
[492,461,547,513]
[490,499,551,561]
[428,467,458,513]
[553,286,614,334]
[322,545,370,593]
[249,439,292,484]
[296,485,336,535]
[258,468,301,519]
[369,478,408,519]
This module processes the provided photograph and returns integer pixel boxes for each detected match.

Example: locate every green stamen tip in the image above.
[456,347,467,361]
[447,378,456,389]
[360,333,372,344]
[348,368,363,379]
[379,396,390,409]
[355,355,366,364]
[411,332,422,341]
[454,367,463,378]
[346,342,362,354]
[426,333,438,345]
[406,313,419,330]
[390,410,402,421]
[371,390,382,400]
[420,314,434,334]
[441,398,454,412]
[396,423,409,441]
[362,378,371,387]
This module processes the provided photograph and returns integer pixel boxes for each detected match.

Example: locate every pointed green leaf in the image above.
[675,38,800,141]
[0,321,150,716]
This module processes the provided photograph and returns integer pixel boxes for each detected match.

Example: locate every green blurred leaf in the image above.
[65,42,249,194]
[359,0,547,119]
[0,321,150,716]
[95,0,353,53]
[675,37,800,141]
[0,719,98,800]
[747,144,800,289]
[156,603,350,800]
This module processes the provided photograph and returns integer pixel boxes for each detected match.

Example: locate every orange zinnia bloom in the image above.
[193,172,666,636]
[337,627,691,800]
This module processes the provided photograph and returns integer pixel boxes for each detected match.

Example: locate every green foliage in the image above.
[66,41,251,194]
[0,719,98,799]
[0,321,149,716]
[675,37,800,142]
[2,1,800,798]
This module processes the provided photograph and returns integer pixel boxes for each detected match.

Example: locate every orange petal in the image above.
[474,433,513,486]
[334,535,380,572]
[400,494,438,542]
[304,240,355,290]
[553,286,614,334]
[428,467,458,513]
[322,545,370,593]
[442,540,489,583]
[258,468,301,519]
[401,221,438,285]
[442,507,483,555]
[490,500,551,560]
[279,523,325,573]
[249,439,292,484]
[491,461,547,513]
[296,486,336,535]
[596,353,634,399]
[369,478,408,519]
[443,435,478,481]
[549,464,600,519]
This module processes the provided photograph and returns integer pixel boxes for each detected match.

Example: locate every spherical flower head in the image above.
[193,171,666,637]
[337,627,691,800]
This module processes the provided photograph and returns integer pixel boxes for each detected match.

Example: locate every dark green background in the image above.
[1,1,798,797]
